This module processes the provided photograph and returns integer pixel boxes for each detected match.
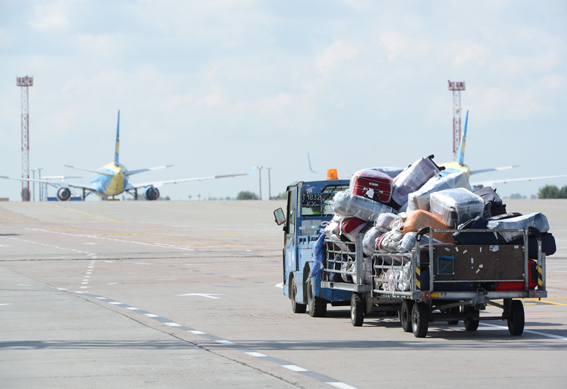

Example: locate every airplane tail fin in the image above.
[307,153,319,174]
[114,110,120,167]
[456,110,468,166]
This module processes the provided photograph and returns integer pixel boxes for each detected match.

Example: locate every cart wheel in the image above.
[290,279,306,314]
[412,302,429,338]
[400,300,414,333]
[307,280,327,318]
[447,306,459,325]
[351,293,364,327]
[463,306,479,331]
[507,300,524,336]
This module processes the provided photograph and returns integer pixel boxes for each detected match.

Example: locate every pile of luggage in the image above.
[324,155,556,291]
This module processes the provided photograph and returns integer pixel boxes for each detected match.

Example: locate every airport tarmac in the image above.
[1,199,567,388]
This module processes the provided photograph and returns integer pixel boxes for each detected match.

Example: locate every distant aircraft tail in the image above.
[456,110,468,166]
[114,110,120,166]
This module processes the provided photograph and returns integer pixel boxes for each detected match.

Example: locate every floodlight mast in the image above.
[16,76,33,201]
[448,80,465,163]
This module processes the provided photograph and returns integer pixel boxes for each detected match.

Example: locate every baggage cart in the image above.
[321,227,547,337]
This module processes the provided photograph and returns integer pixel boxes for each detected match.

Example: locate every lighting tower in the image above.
[16,76,33,201]
[448,80,465,162]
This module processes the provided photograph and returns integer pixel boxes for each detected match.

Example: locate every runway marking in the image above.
[26,228,195,252]
[0,303,12,306]
[245,352,267,357]
[282,365,308,372]
[126,307,140,310]
[177,293,223,299]
[44,203,123,222]
[275,283,283,288]
[109,302,122,305]
[480,323,567,340]
[17,284,31,286]
[73,290,360,389]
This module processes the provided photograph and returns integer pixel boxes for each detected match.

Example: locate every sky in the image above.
[1,0,566,201]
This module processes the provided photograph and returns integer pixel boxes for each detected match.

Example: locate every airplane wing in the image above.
[125,158,259,190]
[469,165,520,175]
[124,165,174,176]
[0,176,97,192]
[472,174,567,187]
[64,165,114,176]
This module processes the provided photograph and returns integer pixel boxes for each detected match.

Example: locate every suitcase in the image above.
[486,212,550,243]
[495,259,538,291]
[506,232,556,257]
[362,226,385,256]
[375,212,397,232]
[391,155,441,207]
[452,216,500,245]
[430,188,485,228]
[332,191,398,222]
[339,218,368,242]
[350,169,393,203]
[473,186,507,217]
[407,171,471,213]
[402,210,454,243]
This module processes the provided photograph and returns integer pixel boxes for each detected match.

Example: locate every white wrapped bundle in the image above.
[391,157,440,206]
[362,227,385,256]
[407,171,471,213]
[487,212,549,242]
[332,191,397,222]
[430,188,485,228]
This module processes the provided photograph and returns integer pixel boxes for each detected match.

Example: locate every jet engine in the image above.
[144,186,160,201]
[57,187,71,201]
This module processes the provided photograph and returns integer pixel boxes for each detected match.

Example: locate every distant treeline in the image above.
[538,185,567,199]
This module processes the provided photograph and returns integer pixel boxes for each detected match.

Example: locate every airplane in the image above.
[307,110,567,188]
[1,111,257,201]
[439,111,567,188]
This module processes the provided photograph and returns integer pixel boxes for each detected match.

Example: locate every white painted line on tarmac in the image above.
[0,303,13,306]
[109,302,122,305]
[17,284,31,286]
[327,382,359,389]
[95,297,106,300]
[108,283,119,285]
[177,293,223,299]
[189,330,206,335]
[275,283,283,288]
[215,340,235,346]
[282,365,308,372]
[165,322,181,327]
[145,314,159,318]
[480,323,567,340]
[245,352,267,358]
[126,307,140,310]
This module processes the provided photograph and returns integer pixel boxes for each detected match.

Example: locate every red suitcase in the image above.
[339,218,368,242]
[496,259,538,291]
[350,169,393,203]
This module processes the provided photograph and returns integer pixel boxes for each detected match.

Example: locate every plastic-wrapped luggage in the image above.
[486,212,550,242]
[370,167,405,179]
[350,169,393,203]
[402,210,454,243]
[339,218,368,242]
[332,191,397,222]
[391,155,441,207]
[362,227,385,256]
[430,188,485,228]
[375,212,397,232]
[473,186,506,217]
[407,171,471,213]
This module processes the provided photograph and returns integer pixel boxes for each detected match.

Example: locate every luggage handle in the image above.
[416,227,430,242]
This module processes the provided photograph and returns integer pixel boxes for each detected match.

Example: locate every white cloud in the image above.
[315,41,360,75]
[28,2,72,32]
[451,43,491,67]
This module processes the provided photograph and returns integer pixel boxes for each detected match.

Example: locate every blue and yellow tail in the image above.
[456,110,468,166]
[114,110,120,167]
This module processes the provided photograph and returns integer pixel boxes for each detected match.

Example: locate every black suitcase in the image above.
[452,216,500,245]
[473,186,507,217]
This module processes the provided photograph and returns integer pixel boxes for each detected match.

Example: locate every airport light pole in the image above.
[37,168,43,201]
[17,76,33,201]
[257,166,263,200]
[266,167,272,200]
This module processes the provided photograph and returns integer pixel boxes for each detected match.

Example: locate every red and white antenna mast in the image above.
[448,80,465,162]
[16,76,33,202]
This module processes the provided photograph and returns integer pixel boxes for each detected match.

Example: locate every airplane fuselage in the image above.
[90,163,129,198]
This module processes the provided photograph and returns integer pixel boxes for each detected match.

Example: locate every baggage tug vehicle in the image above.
[274,169,549,338]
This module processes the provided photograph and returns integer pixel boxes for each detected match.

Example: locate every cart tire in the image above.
[351,293,364,327]
[400,300,413,333]
[448,306,459,325]
[307,280,327,318]
[412,302,429,338]
[290,278,306,314]
[463,306,479,331]
[507,300,524,336]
